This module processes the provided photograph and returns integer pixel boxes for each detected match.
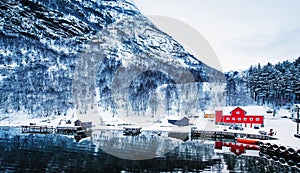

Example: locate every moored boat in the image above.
[236,137,260,145]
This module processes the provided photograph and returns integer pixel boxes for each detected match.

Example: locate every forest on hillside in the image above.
[225,57,300,109]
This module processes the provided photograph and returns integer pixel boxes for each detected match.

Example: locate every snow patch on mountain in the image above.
[0,0,225,120]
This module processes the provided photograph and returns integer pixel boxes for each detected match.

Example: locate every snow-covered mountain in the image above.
[0,0,225,118]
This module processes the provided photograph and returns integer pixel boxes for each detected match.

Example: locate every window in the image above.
[250,118,253,121]
[236,111,240,115]
[232,118,236,121]
[256,118,260,121]
[243,118,247,121]
[238,118,241,121]
[226,117,230,120]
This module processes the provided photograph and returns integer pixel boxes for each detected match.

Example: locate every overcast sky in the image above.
[133,0,300,72]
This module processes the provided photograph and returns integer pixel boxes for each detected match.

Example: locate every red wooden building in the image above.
[215,107,264,128]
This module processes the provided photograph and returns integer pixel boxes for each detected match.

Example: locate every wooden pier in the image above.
[55,126,81,135]
[191,129,277,140]
[21,125,54,134]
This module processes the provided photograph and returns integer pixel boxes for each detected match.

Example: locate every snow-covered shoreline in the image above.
[0,106,299,149]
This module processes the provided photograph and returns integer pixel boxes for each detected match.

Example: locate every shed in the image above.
[204,110,215,118]
[174,117,190,126]
[74,119,82,126]
[290,104,300,119]
[81,122,92,129]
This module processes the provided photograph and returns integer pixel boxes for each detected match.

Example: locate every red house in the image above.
[215,107,264,128]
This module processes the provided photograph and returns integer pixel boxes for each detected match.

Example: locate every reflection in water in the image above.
[0,127,299,172]
[214,141,260,156]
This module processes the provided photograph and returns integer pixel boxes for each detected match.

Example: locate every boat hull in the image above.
[236,138,259,145]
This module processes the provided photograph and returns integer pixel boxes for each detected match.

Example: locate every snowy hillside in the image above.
[225,59,300,107]
[0,0,225,121]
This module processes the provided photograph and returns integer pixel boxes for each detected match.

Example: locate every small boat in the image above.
[236,138,260,145]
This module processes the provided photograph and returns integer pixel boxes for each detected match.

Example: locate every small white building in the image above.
[290,104,300,119]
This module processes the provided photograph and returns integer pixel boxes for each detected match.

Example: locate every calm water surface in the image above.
[0,127,299,173]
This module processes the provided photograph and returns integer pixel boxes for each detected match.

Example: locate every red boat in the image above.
[236,138,260,145]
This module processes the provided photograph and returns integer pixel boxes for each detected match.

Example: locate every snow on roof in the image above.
[204,110,214,114]
[218,106,267,116]
[164,115,190,120]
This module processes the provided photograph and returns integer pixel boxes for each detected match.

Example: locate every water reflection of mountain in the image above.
[0,127,299,172]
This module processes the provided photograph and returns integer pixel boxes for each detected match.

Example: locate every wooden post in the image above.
[297,105,299,134]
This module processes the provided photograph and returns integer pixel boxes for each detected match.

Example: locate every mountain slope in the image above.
[0,0,224,118]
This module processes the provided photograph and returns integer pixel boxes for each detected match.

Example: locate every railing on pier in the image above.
[21,125,54,134]
[191,129,277,140]
[55,126,80,135]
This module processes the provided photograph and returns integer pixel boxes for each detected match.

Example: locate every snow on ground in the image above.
[0,106,299,149]
[214,106,300,149]
[214,116,300,149]
[263,117,299,149]
[0,111,77,127]
[255,108,299,149]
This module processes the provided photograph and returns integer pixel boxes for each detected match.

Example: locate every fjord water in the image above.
[0,127,298,173]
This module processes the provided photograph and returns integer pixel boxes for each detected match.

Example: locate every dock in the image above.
[55,126,81,135]
[21,125,54,134]
[191,129,277,140]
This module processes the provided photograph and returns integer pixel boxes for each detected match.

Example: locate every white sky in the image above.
[133,0,300,72]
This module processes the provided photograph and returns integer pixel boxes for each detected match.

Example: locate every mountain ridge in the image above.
[0,0,225,117]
